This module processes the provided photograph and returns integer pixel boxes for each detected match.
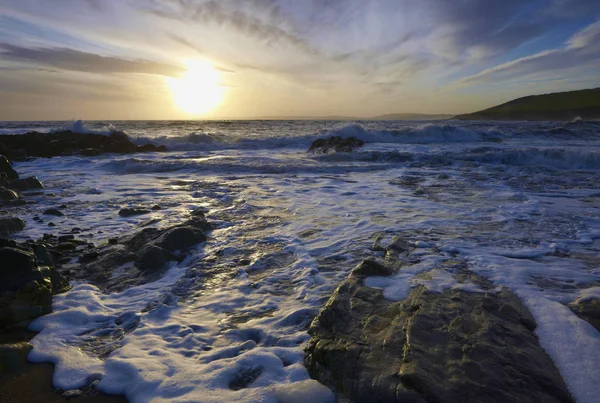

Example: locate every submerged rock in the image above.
[308,136,365,154]
[305,260,574,403]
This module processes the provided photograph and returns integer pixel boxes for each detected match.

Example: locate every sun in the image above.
[168,61,225,116]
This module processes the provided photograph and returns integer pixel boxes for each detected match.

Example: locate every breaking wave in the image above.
[131,124,503,151]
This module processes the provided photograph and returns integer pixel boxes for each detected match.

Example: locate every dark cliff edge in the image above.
[455,88,600,121]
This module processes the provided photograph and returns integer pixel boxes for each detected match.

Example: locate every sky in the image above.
[0,0,599,120]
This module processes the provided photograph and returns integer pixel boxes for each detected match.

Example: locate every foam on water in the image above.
[5,119,599,402]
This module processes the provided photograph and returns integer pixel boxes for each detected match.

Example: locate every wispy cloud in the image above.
[456,19,600,85]
[0,44,182,76]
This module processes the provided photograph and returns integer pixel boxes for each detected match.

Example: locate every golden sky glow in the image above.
[167,61,225,116]
[0,1,599,120]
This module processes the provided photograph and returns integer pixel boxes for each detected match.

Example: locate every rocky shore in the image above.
[1,140,599,402]
[304,258,578,403]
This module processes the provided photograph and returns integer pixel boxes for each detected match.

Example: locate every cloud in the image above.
[0,43,182,76]
[457,19,600,85]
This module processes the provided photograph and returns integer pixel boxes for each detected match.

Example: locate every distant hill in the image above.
[455,88,600,121]
[252,113,451,121]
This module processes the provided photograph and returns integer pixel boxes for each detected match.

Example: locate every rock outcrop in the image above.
[0,131,166,161]
[0,246,70,329]
[569,297,600,332]
[71,213,213,291]
[305,260,574,403]
[0,154,45,207]
[308,136,365,154]
[0,217,25,237]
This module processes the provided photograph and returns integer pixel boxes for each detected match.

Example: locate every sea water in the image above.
[3,119,600,402]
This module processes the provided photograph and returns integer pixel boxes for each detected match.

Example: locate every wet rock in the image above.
[53,242,77,251]
[0,155,18,180]
[0,131,167,161]
[229,367,263,390]
[47,222,56,227]
[43,208,64,217]
[305,260,574,403]
[308,136,365,154]
[151,204,161,211]
[568,297,600,332]
[0,246,69,328]
[34,244,54,267]
[0,217,25,237]
[75,216,214,290]
[156,226,206,252]
[0,186,20,202]
[135,244,178,271]
[9,176,44,191]
[119,207,151,217]
[58,234,75,242]
[79,250,100,263]
[0,341,32,375]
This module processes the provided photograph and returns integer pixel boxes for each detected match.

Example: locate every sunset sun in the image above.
[168,61,225,116]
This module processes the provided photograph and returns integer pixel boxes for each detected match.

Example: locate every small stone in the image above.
[62,389,83,399]
[119,207,151,217]
[151,204,161,210]
[43,208,64,217]
[79,250,100,263]
[108,238,118,245]
[48,222,56,227]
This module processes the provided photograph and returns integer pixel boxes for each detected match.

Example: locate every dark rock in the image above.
[0,186,20,202]
[47,222,56,227]
[0,131,167,161]
[0,217,25,237]
[0,245,69,328]
[351,260,393,276]
[58,234,75,242]
[0,238,17,248]
[308,136,365,154]
[191,207,208,217]
[34,244,54,267]
[229,367,263,391]
[305,260,574,403]
[80,148,101,156]
[9,176,44,191]
[135,244,178,271]
[32,216,40,221]
[119,207,151,217]
[0,247,37,280]
[108,237,119,245]
[53,242,77,251]
[155,226,206,252]
[0,341,33,375]
[79,250,99,263]
[151,204,161,211]
[568,297,600,332]
[43,208,64,217]
[0,155,18,180]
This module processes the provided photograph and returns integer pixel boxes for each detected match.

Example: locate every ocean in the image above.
[3,119,600,402]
